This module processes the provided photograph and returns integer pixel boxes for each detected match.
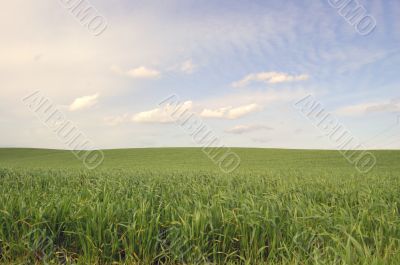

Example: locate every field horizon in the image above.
[1,147,399,173]
[1,148,400,264]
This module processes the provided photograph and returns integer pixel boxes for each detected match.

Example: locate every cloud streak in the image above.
[200,103,262,119]
[180,59,196,74]
[133,101,193,123]
[336,98,400,116]
[225,124,273,134]
[232,72,309,88]
[69,93,99,111]
[111,65,161,79]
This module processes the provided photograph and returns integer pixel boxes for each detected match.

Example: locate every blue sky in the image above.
[1,0,399,149]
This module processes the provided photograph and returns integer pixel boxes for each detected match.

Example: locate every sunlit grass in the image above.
[0,148,399,264]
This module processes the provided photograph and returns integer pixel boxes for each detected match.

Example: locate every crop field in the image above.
[0,148,399,264]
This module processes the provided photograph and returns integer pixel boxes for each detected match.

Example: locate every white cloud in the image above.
[132,108,172,123]
[225,124,273,134]
[133,101,193,123]
[335,103,372,116]
[69,94,99,111]
[104,114,130,126]
[366,98,400,113]
[228,104,262,119]
[200,103,262,119]
[200,107,231,118]
[180,59,196,74]
[110,65,124,75]
[336,99,400,116]
[132,101,261,124]
[232,72,309,88]
[111,65,161,79]
[127,66,161,79]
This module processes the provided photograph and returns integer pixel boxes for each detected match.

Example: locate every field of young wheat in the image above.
[0,148,399,264]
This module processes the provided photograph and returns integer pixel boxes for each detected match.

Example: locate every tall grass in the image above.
[0,167,399,264]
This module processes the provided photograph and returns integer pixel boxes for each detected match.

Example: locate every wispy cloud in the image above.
[225,124,273,134]
[336,98,400,116]
[133,101,193,123]
[200,103,262,119]
[132,101,262,124]
[336,103,374,116]
[69,93,99,111]
[179,59,196,74]
[111,65,161,79]
[1,0,398,150]
[104,114,130,126]
[127,66,161,79]
[232,72,309,88]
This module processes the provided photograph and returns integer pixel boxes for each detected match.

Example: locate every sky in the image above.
[1,0,400,150]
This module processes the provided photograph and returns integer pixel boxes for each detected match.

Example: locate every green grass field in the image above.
[0,148,399,264]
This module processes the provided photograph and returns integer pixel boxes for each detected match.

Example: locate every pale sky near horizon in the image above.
[1,0,399,150]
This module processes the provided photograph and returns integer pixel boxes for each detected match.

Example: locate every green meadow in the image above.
[0,148,399,264]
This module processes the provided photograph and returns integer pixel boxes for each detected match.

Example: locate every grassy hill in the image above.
[0,148,399,264]
[0,148,399,173]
